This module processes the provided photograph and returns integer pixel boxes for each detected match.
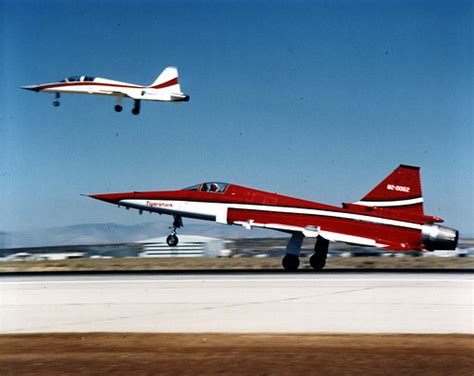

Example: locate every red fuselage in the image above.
[89,181,456,251]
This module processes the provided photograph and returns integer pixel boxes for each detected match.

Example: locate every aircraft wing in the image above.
[96,89,140,99]
[233,220,386,247]
[96,89,187,101]
[233,220,320,237]
[317,231,382,247]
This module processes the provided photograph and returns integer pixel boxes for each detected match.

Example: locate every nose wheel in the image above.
[166,216,182,247]
[166,234,179,247]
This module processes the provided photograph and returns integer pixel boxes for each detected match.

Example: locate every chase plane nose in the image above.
[21,85,40,92]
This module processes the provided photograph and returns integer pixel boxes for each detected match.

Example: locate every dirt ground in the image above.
[0,333,472,375]
[0,255,473,273]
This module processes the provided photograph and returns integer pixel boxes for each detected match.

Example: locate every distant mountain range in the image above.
[1,221,278,249]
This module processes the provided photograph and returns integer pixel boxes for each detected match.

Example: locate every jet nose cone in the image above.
[21,85,40,92]
[86,193,120,204]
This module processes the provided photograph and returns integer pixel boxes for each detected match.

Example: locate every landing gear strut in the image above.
[132,99,141,115]
[282,233,304,271]
[310,236,329,270]
[166,216,182,247]
[52,93,60,107]
[114,96,124,112]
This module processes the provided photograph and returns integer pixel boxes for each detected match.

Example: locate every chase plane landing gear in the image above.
[282,233,304,271]
[310,236,329,270]
[132,99,141,115]
[114,96,124,112]
[166,216,183,247]
[52,93,60,107]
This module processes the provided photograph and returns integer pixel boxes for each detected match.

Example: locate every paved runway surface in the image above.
[1,272,472,333]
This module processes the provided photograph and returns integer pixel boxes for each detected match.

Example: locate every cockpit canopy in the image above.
[60,76,96,83]
[183,182,229,193]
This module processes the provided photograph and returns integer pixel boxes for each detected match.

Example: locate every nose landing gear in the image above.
[166,233,179,247]
[166,216,183,247]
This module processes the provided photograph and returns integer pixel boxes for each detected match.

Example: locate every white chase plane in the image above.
[22,66,189,115]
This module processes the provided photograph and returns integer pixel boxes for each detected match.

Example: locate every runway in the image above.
[1,272,472,334]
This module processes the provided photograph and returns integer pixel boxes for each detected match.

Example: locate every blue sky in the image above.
[2,0,473,236]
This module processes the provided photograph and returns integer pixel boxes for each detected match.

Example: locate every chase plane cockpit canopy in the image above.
[59,76,96,83]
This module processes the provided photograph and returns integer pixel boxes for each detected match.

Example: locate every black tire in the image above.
[114,105,123,112]
[132,108,140,115]
[282,253,300,271]
[53,101,60,107]
[166,234,178,247]
[309,253,326,270]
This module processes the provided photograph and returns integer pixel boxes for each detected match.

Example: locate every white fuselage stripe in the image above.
[41,85,178,101]
[353,197,423,207]
[120,199,423,231]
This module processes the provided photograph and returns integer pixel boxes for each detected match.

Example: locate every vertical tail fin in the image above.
[149,66,181,92]
[354,165,424,215]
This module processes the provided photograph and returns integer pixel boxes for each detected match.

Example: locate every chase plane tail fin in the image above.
[149,66,181,92]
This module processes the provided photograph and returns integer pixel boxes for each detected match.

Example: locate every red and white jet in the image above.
[22,66,189,115]
[87,165,458,270]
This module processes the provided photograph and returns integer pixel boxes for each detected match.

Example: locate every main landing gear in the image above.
[282,253,300,271]
[113,98,140,115]
[309,236,329,270]
[166,216,183,247]
[132,99,141,115]
[52,93,60,107]
[281,234,329,271]
[114,96,124,112]
[282,233,304,271]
